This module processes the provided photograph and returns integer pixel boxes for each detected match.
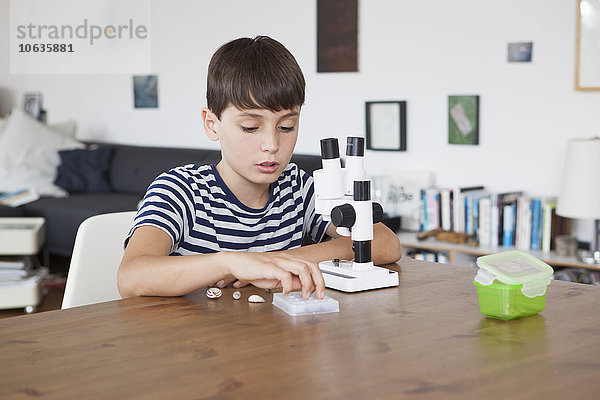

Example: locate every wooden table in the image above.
[1,258,598,399]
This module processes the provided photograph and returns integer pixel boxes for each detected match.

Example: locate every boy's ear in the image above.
[201,107,220,141]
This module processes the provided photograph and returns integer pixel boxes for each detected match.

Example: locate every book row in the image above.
[419,187,571,251]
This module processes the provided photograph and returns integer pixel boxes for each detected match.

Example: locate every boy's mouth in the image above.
[257,161,280,173]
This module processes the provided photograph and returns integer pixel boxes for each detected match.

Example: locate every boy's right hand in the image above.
[218,252,325,299]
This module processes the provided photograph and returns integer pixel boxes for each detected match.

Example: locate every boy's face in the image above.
[203,104,300,189]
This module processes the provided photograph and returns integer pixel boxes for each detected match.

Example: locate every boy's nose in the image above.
[261,130,279,153]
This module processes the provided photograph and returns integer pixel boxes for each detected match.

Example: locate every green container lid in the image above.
[475,250,553,298]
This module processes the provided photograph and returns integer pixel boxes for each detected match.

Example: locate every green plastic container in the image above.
[474,280,547,320]
[474,251,553,321]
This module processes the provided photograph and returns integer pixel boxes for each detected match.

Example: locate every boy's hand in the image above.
[218,252,325,299]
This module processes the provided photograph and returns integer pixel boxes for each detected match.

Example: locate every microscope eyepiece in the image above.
[320,138,340,159]
[346,137,365,157]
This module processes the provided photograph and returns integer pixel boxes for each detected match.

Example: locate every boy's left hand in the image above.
[213,251,325,299]
[214,278,247,289]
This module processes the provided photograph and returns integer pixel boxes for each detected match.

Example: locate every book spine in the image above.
[542,202,555,252]
[503,204,515,247]
[522,198,532,251]
[478,196,491,247]
[530,198,542,251]
[515,196,523,249]
[425,189,439,231]
[465,196,473,235]
[473,196,480,242]
[436,252,450,264]
[453,188,462,233]
[491,194,499,248]
[517,196,532,251]
[420,189,426,232]
[424,252,437,262]
[440,189,452,231]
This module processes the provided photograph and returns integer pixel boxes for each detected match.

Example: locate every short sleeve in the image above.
[300,169,330,243]
[124,168,195,253]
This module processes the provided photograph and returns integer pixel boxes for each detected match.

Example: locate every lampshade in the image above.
[556,137,600,220]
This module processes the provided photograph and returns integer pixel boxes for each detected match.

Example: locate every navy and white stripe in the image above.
[125,163,330,255]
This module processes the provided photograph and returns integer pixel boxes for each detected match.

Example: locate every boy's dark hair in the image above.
[207,36,306,119]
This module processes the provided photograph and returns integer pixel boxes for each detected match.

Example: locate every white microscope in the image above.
[313,137,399,292]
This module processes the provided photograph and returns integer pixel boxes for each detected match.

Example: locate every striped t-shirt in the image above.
[126,163,330,255]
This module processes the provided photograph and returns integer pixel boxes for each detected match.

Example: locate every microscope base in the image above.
[319,260,399,292]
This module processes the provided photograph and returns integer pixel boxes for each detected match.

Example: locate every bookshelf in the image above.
[397,231,600,271]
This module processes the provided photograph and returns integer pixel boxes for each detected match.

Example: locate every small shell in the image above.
[206,287,222,299]
[248,294,265,303]
[232,290,241,300]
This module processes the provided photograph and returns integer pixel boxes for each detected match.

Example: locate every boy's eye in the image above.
[241,126,258,133]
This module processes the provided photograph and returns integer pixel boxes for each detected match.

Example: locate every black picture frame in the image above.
[366,101,407,151]
[22,92,42,119]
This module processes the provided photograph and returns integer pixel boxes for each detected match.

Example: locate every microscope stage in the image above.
[319,260,399,292]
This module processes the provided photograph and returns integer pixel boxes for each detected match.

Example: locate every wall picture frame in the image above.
[448,95,479,145]
[507,42,533,62]
[365,101,407,151]
[133,75,158,108]
[22,92,42,119]
[576,0,600,90]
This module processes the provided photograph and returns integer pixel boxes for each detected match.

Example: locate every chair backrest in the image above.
[61,211,137,309]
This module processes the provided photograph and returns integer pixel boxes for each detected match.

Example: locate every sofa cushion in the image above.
[15,142,323,258]
[55,147,113,193]
[105,144,222,195]
[0,108,84,196]
[0,204,26,217]
[22,193,140,257]
[104,143,323,196]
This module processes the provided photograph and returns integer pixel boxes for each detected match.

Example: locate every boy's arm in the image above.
[283,222,402,266]
[226,222,403,288]
[117,226,325,299]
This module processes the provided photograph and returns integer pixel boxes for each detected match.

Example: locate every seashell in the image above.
[206,287,222,299]
[232,290,241,300]
[248,294,265,303]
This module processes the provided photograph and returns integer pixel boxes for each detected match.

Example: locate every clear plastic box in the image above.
[474,251,553,320]
[272,292,339,316]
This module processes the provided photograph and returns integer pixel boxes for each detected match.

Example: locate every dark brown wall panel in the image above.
[317,0,358,72]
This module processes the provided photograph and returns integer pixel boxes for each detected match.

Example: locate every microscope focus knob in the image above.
[331,203,356,228]
[372,202,384,224]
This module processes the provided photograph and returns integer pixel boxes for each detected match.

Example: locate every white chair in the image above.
[61,211,137,309]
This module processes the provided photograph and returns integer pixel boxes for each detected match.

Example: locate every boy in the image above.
[117,36,402,300]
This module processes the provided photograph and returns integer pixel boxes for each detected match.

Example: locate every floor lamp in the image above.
[556,137,600,264]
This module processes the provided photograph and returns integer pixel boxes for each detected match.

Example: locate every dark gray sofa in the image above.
[0,143,323,257]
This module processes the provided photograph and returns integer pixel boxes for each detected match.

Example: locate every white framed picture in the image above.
[365,101,407,151]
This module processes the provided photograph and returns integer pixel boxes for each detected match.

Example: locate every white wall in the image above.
[2,0,599,240]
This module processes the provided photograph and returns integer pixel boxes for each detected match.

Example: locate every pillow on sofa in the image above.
[50,120,78,139]
[55,147,113,193]
[0,107,84,196]
[0,116,76,139]
[0,112,76,138]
